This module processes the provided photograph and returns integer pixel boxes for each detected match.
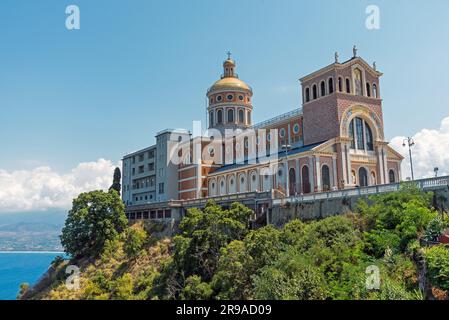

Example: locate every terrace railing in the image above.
[273,176,449,205]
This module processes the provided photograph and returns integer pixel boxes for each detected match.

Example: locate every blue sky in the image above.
[1,0,449,173]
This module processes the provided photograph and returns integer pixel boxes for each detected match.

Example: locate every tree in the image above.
[175,200,253,281]
[61,190,128,258]
[155,200,253,299]
[180,275,213,300]
[124,223,147,259]
[17,283,29,299]
[253,253,328,300]
[109,167,121,195]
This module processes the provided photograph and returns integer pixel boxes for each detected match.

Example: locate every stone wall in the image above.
[269,187,449,227]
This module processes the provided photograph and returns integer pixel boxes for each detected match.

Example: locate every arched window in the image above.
[351,170,357,185]
[217,109,223,124]
[321,165,330,191]
[305,87,310,102]
[302,166,311,194]
[389,170,396,183]
[227,109,234,123]
[346,78,351,93]
[238,109,244,123]
[289,168,296,196]
[354,68,363,96]
[359,167,368,187]
[366,83,371,97]
[355,117,365,150]
[328,78,334,94]
[312,84,317,99]
[320,81,326,96]
[349,117,374,151]
[348,119,356,149]
[373,84,378,98]
[338,77,343,92]
[365,123,374,151]
[209,111,214,127]
[371,171,376,185]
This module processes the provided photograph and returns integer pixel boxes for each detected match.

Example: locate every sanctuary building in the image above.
[121,49,403,221]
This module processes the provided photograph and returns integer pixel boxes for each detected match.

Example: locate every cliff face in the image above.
[20,225,172,300]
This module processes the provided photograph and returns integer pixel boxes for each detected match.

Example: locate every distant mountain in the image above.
[0,211,67,251]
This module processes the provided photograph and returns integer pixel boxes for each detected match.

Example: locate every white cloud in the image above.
[390,117,449,180]
[0,159,119,213]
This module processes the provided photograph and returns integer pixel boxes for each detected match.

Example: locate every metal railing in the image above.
[182,191,272,207]
[273,176,449,205]
[252,108,303,129]
[126,176,449,212]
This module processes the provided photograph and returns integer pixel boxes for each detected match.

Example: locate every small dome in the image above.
[223,59,235,67]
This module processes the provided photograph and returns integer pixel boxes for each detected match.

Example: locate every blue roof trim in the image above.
[211,141,326,174]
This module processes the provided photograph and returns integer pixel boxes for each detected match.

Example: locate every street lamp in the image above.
[402,137,415,181]
[281,144,292,197]
[434,167,439,178]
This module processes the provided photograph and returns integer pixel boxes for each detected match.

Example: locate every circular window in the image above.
[178,136,183,142]
[266,133,271,142]
[293,124,300,134]
[227,94,234,101]
[239,95,244,101]
[279,128,286,138]
[208,147,215,157]
[217,95,222,101]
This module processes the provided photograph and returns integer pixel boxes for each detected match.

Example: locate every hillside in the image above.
[20,186,449,300]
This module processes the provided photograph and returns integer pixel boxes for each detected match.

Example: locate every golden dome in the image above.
[209,77,252,92]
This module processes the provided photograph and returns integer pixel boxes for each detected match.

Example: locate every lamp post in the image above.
[434,167,439,178]
[281,144,292,197]
[402,137,415,181]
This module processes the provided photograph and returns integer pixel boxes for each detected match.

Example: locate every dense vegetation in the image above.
[21,185,449,300]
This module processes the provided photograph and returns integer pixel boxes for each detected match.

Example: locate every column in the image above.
[315,156,321,192]
[382,147,389,184]
[332,155,338,188]
[377,145,385,184]
[308,156,315,192]
[340,143,348,186]
[345,143,352,186]
[295,158,300,194]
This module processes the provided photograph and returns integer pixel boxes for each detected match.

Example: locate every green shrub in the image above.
[424,245,449,290]
[424,216,445,242]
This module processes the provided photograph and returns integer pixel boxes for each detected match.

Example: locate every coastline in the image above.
[0,251,65,254]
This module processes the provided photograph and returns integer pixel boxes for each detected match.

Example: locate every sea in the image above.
[0,251,64,300]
